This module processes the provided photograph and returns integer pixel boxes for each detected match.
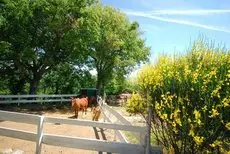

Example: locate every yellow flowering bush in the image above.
[126,39,230,153]
[126,92,146,114]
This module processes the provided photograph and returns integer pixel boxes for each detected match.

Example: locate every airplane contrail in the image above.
[151,9,230,15]
[125,11,230,33]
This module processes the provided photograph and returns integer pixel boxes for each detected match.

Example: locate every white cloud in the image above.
[151,9,230,15]
[125,11,230,34]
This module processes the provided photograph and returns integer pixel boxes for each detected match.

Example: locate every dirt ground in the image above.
[0,103,119,154]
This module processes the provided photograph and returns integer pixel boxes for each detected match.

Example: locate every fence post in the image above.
[40,95,43,105]
[145,93,151,154]
[36,116,44,154]
[100,101,106,122]
[18,95,20,107]
[140,132,145,145]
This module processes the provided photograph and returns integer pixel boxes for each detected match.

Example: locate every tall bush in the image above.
[127,40,230,153]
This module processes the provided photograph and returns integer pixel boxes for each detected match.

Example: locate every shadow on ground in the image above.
[0,102,73,115]
[93,127,112,154]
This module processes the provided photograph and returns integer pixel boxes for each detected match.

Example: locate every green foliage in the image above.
[105,75,137,95]
[78,4,150,94]
[0,0,94,94]
[0,1,149,95]
[105,76,125,95]
[0,77,10,94]
[126,39,230,153]
[39,63,96,94]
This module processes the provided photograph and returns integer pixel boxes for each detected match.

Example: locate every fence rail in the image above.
[0,126,37,142]
[0,110,40,124]
[0,94,79,98]
[0,94,79,104]
[102,103,146,145]
[43,134,145,154]
[0,95,163,154]
[45,117,145,133]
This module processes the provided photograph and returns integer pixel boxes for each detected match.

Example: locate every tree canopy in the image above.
[0,0,94,94]
[0,1,149,95]
[78,4,150,95]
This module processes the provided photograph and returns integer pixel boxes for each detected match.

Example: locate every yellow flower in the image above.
[173,127,178,134]
[194,136,204,145]
[175,117,182,126]
[209,109,219,118]
[172,121,176,127]
[225,122,230,130]
[202,106,207,112]
[189,125,195,136]
[160,113,168,120]
[155,102,161,110]
[209,140,222,148]
[197,119,202,125]
[222,98,230,107]
[174,109,181,117]
[194,110,201,120]
[189,129,195,136]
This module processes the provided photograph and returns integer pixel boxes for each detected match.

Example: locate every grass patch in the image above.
[123,131,139,144]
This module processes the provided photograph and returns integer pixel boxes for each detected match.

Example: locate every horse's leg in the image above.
[81,108,84,118]
[75,109,77,118]
[95,110,101,121]
[92,113,95,121]
[85,108,87,115]
[75,109,78,119]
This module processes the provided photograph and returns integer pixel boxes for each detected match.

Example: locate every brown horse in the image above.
[92,96,102,121]
[71,96,96,119]
[71,97,88,118]
[92,106,101,121]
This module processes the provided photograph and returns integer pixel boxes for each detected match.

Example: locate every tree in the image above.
[0,0,94,94]
[78,4,150,95]
[105,75,138,95]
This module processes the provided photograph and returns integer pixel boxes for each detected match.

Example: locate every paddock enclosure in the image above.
[0,94,162,154]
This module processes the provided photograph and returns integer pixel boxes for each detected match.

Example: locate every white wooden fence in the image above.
[0,95,163,154]
[0,94,78,104]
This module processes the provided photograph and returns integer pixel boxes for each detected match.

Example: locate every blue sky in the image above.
[102,0,230,64]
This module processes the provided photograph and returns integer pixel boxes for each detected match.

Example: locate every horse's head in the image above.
[88,96,97,106]
[71,97,76,107]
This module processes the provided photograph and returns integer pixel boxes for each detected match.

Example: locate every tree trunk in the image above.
[29,71,42,95]
[55,82,59,94]
[29,78,39,95]
[96,73,105,97]
[96,78,103,95]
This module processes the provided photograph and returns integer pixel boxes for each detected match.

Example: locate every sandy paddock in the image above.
[0,103,119,154]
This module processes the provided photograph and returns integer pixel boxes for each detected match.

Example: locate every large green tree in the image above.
[0,0,94,94]
[78,4,150,95]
